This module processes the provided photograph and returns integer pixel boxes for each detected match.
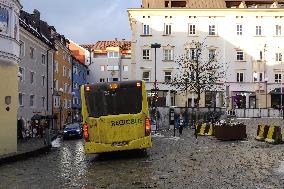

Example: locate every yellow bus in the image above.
[81,80,152,154]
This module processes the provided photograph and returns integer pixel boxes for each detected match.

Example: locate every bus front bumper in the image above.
[84,136,152,154]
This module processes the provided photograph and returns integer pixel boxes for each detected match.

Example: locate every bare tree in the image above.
[169,40,226,122]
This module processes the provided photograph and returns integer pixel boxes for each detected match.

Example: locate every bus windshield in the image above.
[85,85,142,118]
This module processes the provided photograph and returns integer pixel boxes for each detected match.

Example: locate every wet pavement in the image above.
[1,118,284,188]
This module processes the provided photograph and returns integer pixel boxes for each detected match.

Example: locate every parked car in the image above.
[63,123,82,139]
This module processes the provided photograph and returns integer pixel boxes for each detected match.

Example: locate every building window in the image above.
[188,24,196,35]
[19,41,25,56]
[53,96,60,108]
[143,24,150,35]
[142,71,150,82]
[73,82,79,89]
[100,65,105,71]
[30,47,34,59]
[63,66,66,76]
[41,54,46,65]
[107,66,113,71]
[164,71,171,82]
[209,49,216,61]
[237,72,244,82]
[187,48,196,60]
[276,53,282,61]
[237,24,242,35]
[163,49,174,61]
[113,66,119,71]
[64,83,68,93]
[237,51,244,61]
[30,72,35,84]
[42,97,45,108]
[259,51,263,60]
[143,49,150,60]
[73,66,78,75]
[73,97,79,105]
[54,61,58,73]
[19,93,24,107]
[0,7,9,34]
[275,73,282,83]
[100,78,105,82]
[108,52,119,58]
[64,99,68,108]
[253,72,263,82]
[275,25,282,36]
[68,68,71,79]
[123,65,129,71]
[63,52,67,60]
[256,26,262,36]
[30,95,35,107]
[68,84,71,94]
[42,75,45,87]
[19,67,24,82]
[53,80,58,91]
[68,100,71,108]
[209,25,216,36]
[113,78,119,81]
[164,24,172,35]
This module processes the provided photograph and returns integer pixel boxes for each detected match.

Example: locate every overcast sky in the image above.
[21,0,141,45]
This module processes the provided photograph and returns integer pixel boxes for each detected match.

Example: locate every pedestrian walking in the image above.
[176,113,184,136]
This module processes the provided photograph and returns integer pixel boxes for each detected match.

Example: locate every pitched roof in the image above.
[81,40,131,51]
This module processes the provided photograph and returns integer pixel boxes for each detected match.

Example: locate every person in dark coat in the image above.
[176,113,184,136]
[17,118,24,139]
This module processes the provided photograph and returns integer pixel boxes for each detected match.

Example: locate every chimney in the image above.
[33,9,40,20]
[115,38,118,41]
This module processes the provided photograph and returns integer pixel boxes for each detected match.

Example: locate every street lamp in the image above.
[71,91,76,123]
[58,88,64,130]
[151,43,161,133]
[264,77,268,110]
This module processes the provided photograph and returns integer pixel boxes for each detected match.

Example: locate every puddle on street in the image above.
[274,161,284,174]
[51,137,61,148]
[85,150,155,188]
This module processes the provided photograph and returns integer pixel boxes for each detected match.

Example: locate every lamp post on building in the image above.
[71,91,76,123]
[58,88,64,130]
[264,77,268,110]
[151,43,161,133]
[281,57,283,118]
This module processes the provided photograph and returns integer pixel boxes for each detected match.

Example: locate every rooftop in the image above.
[81,39,131,51]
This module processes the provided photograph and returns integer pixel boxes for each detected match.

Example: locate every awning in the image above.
[269,87,284,95]
[31,114,43,120]
[42,115,57,120]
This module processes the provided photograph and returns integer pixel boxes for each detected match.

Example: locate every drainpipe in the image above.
[46,48,52,145]
[46,48,52,113]
[71,57,74,123]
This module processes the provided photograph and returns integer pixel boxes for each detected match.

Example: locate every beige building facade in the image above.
[0,0,21,155]
[141,0,226,9]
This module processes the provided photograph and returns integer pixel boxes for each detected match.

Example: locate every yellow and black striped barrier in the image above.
[256,124,282,144]
[256,124,269,141]
[265,126,282,144]
[196,123,214,136]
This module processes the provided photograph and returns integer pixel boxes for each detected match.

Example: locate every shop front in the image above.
[232,92,256,109]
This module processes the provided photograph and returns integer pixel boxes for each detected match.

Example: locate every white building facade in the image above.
[128,5,284,112]
[82,40,131,84]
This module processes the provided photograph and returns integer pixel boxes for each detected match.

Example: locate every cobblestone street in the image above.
[1,118,284,189]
